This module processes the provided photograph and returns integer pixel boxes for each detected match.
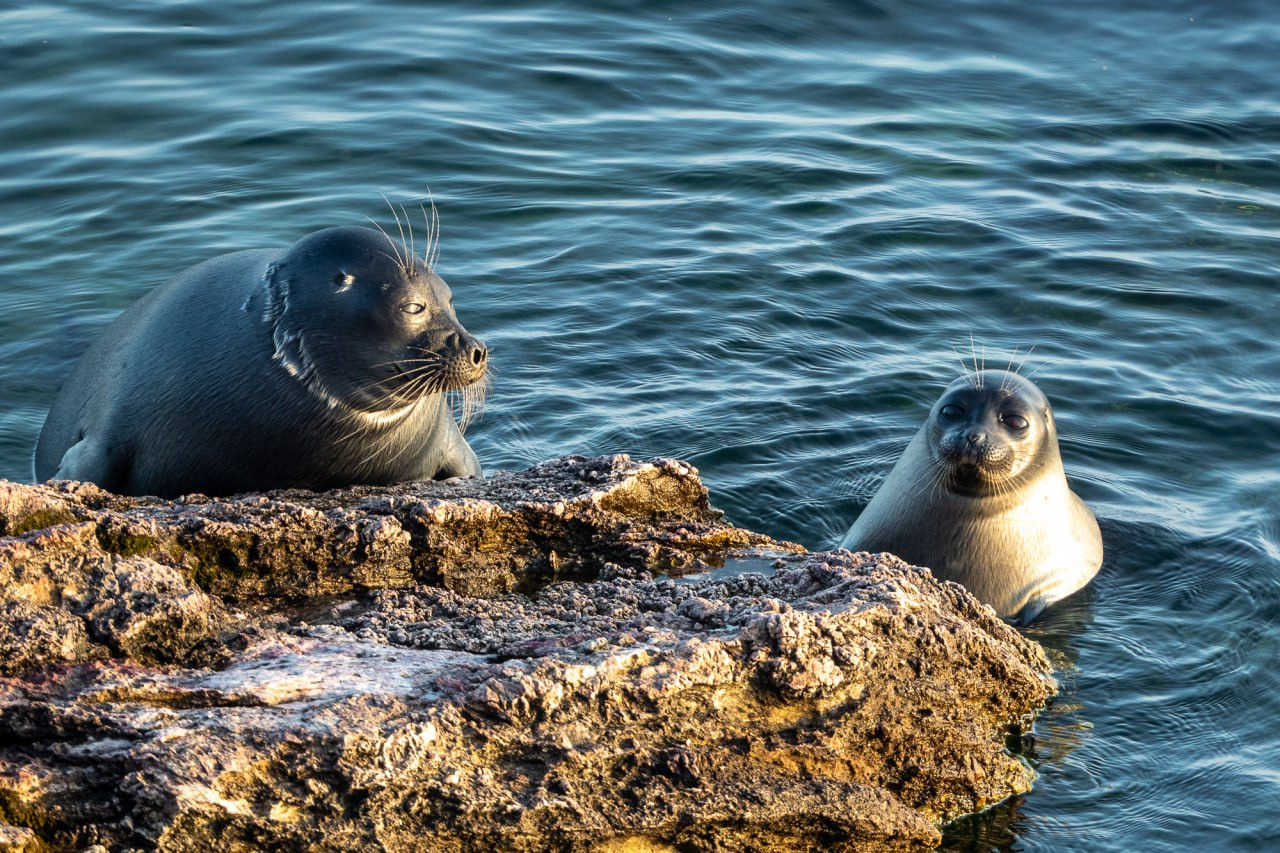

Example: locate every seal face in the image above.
[35,225,488,498]
[841,369,1102,624]
[928,372,1050,498]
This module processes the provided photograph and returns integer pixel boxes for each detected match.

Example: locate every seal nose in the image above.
[447,330,487,375]
[965,429,986,446]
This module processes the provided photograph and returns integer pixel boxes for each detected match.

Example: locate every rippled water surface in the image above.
[3,1,1278,849]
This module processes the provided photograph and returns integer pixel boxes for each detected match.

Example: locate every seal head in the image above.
[927,370,1056,498]
[841,369,1102,624]
[259,226,488,416]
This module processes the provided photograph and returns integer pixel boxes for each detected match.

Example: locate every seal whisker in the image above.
[386,195,411,273]
[350,418,408,470]
[468,383,486,430]
[336,414,390,451]
[419,201,434,272]
[1002,348,1021,383]
[1014,345,1036,377]
[401,202,417,275]
[417,191,441,273]
[453,374,489,433]
[907,463,942,505]
[912,461,947,507]
[390,369,433,399]
[422,204,434,272]
[329,348,466,448]
[377,194,409,270]
[952,345,973,389]
[398,352,448,364]
[333,367,447,461]
[353,397,435,470]
[395,367,447,402]
[393,364,447,380]
[413,204,426,271]
[899,452,942,503]
[431,199,441,271]
[407,355,448,371]
[371,356,446,375]
[967,334,981,389]
[367,214,407,273]
[329,385,420,445]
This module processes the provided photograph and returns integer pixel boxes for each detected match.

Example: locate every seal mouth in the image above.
[936,437,1017,496]
[948,461,988,488]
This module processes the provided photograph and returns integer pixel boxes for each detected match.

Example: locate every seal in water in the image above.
[35,220,488,498]
[840,369,1102,624]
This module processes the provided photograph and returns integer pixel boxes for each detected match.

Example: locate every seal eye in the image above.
[1002,413,1029,431]
[334,273,355,287]
[940,404,965,420]
[401,302,427,315]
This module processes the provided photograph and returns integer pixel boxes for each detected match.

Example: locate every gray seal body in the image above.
[35,226,487,498]
[841,369,1102,624]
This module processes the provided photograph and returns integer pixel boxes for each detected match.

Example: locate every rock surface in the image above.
[0,455,1055,851]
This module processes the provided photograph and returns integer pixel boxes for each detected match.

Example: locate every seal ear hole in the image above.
[334,273,356,288]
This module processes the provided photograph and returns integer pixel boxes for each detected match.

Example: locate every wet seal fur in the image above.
[35,220,488,498]
[841,369,1102,624]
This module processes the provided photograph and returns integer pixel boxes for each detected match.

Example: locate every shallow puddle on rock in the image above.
[671,554,783,584]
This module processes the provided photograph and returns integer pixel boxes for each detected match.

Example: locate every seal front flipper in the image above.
[434,422,482,480]
[51,435,131,493]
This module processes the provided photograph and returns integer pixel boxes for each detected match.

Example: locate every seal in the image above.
[34,222,488,498]
[840,369,1102,624]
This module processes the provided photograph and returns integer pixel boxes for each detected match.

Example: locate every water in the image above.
[2,1,1278,848]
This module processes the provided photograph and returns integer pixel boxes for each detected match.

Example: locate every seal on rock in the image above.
[840,369,1102,624]
[35,222,488,498]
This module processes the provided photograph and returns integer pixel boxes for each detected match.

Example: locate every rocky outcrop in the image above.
[0,455,1055,851]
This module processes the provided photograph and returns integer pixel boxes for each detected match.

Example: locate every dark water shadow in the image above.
[939,574,1098,850]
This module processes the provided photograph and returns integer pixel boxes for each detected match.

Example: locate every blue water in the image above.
[2,1,1278,848]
